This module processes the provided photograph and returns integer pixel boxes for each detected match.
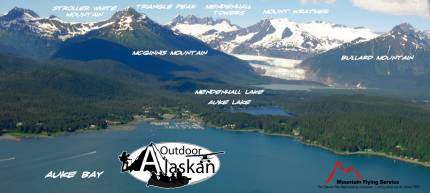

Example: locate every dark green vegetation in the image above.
[1,7,429,166]
[0,7,261,84]
[54,38,260,84]
[203,94,430,163]
[0,7,266,135]
[1,53,430,163]
[292,95,430,162]
[0,53,194,134]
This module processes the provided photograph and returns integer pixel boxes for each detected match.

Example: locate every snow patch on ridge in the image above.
[169,15,379,59]
[173,20,239,36]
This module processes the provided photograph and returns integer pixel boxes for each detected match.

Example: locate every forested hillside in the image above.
[203,95,430,162]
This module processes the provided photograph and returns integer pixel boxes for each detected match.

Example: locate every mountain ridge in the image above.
[300,23,430,89]
[0,7,262,84]
[167,15,378,59]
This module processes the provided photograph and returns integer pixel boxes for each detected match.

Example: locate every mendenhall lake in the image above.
[0,122,429,193]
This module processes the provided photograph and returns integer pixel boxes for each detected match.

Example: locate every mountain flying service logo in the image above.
[118,142,224,189]
[325,161,363,184]
[319,161,409,189]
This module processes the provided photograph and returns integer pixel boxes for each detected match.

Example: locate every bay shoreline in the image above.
[224,128,430,168]
[2,118,429,169]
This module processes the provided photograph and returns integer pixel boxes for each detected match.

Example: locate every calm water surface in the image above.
[0,123,429,193]
[226,106,293,116]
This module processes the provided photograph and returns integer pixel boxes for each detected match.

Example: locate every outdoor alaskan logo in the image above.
[118,142,224,188]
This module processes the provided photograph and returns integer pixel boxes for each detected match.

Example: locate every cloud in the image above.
[300,0,336,4]
[351,0,430,18]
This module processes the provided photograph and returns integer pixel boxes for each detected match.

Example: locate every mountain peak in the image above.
[169,14,231,26]
[1,7,39,21]
[124,7,140,14]
[48,15,60,20]
[110,7,144,20]
[390,23,416,34]
[171,14,183,20]
[253,18,273,28]
[261,17,273,22]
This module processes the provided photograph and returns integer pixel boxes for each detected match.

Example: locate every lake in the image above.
[254,83,370,91]
[226,106,293,116]
[0,123,429,193]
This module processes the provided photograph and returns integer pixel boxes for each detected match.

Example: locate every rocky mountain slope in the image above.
[300,23,430,89]
[168,15,378,59]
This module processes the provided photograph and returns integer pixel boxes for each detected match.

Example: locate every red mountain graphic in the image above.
[325,161,363,184]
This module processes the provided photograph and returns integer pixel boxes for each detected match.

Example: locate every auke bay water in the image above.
[0,122,429,193]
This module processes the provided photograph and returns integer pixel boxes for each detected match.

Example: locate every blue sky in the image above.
[1,0,429,32]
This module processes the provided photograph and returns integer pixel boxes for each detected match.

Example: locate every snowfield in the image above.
[168,15,379,59]
[172,20,239,36]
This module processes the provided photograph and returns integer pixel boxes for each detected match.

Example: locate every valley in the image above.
[233,54,305,80]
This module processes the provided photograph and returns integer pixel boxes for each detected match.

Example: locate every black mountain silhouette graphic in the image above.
[125,147,157,173]
[119,143,191,188]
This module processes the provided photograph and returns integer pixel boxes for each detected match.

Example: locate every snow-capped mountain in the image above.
[66,8,217,52]
[0,7,115,57]
[385,23,430,51]
[0,7,258,82]
[0,7,207,57]
[167,15,378,59]
[0,7,154,42]
[168,15,240,47]
[168,15,240,35]
[88,7,155,34]
[301,23,430,89]
[0,7,104,41]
